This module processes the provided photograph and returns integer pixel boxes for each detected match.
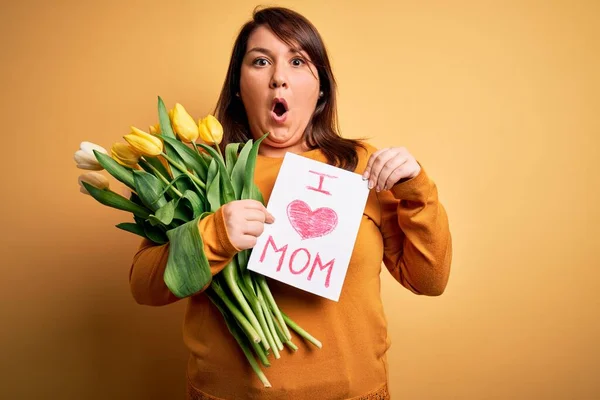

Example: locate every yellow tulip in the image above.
[172,103,199,142]
[74,141,107,170]
[111,142,141,167]
[149,123,161,135]
[78,171,110,195]
[124,126,163,156]
[198,115,223,145]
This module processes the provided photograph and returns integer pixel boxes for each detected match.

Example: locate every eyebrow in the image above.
[246,46,306,57]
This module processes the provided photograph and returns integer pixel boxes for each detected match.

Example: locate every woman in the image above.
[129,6,452,400]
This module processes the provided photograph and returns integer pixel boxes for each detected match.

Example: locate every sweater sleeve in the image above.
[128,207,239,306]
[377,166,452,296]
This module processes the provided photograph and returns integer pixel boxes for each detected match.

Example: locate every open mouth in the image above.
[272,98,288,117]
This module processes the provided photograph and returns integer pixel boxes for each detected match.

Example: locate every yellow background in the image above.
[2,0,598,398]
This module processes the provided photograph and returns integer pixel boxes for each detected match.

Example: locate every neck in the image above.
[258,141,309,158]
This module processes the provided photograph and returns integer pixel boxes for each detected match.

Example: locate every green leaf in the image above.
[230,140,253,200]
[164,142,192,194]
[242,134,268,201]
[164,215,212,298]
[144,156,172,181]
[179,190,204,219]
[115,222,146,238]
[82,182,150,219]
[138,160,174,201]
[144,224,168,244]
[147,215,164,227]
[160,135,208,181]
[225,143,241,176]
[129,192,144,208]
[198,143,235,203]
[132,215,167,244]
[133,170,167,211]
[173,204,192,221]
[158,96,175,139]
[154,199,176,225]
[200,152,212,166]
[206,158,218,188]
[93,150,135,190]
[207,168,221,212]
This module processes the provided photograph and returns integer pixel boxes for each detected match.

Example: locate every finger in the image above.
[369,149,397,190]
[377,156,408,191]
[244,221,265,236]
[383,162,411,190]
[363,148,388,180]
[238,234,258,250]
[264,209,275,224]
[243,200,275,223]
[244,209,267,223]
[241,199,266,210]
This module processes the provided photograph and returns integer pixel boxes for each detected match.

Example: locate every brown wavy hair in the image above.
[214,6,365,171]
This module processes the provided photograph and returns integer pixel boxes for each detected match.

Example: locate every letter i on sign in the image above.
[247,153,369,301]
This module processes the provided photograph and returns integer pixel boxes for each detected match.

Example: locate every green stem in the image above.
[191,141,201,154]
[256,294,279,358]
[207,131,224,160]
[155,174,188,198]
[223,261,268,348]
[160,151,206,190]
[240,331,272,385]
[139,159,183,198]
[259,289,283,353]
[236,271,270,352]
[248,330,271,368]
[205,289,271,386]
[281,310,322,349]
[270,310,294,351]
[210,282,260,343]
[284,340,298,352]
[240,272,273,353]
[215,143,224,160]
[258,276,291,341]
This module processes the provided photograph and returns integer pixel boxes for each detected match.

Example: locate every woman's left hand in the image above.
[362,147,421,192]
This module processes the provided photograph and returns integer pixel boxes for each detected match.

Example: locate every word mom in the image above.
[259,235,336,288]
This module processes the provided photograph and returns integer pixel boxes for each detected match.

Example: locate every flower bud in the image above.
[111,142,141,167]
[74,141,107,170]
[78,171,110,195]
[124,126,163,156]
[198,115,223,145]
[149,123,161,135]
[172,103,199,142]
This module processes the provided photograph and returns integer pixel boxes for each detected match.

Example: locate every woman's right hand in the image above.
[221,200,275,250]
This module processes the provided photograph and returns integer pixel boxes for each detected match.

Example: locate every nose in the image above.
[270,66,288,89]
[270,77,287,89]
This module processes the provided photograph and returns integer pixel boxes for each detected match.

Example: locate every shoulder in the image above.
[353,141,378,173]
[355,141,378,156]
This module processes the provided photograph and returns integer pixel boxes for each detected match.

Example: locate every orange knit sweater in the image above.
[129,143,452,400]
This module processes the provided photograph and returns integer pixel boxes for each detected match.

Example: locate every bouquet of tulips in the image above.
[74,97,321,387]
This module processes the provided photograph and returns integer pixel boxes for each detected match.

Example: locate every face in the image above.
[239,25,320,155]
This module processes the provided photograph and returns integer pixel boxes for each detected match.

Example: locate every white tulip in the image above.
[78,172,110,195]
[74,141,108,170]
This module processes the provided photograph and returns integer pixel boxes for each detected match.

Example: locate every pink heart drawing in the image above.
[286,199,338,240]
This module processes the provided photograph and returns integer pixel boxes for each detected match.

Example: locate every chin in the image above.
[264,128,296,146]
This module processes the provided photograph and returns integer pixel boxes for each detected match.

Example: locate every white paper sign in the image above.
[247,152,369,301]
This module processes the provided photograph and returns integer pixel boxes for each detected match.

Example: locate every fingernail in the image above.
[362,172,369,180]
[376,186,381,192]
[368,181,374,189]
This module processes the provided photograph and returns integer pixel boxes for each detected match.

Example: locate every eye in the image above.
[252,57,270,67]
[291,57,306,67]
